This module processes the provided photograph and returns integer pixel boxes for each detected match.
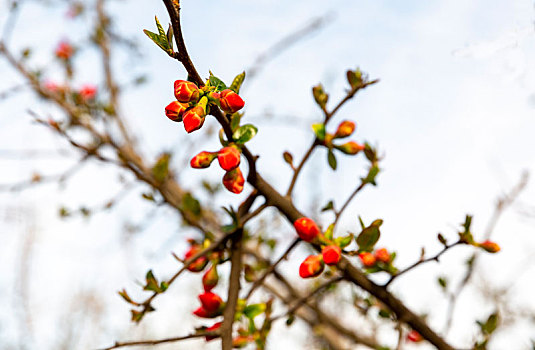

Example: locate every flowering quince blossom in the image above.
[79,84,97,101]
[322,245,342,265]
[334,120,356,138]
[293,217,320,242]
[55,40,74,60]
[217,146,241,171]
[219,89,244,113]
[174,80,200,103]
[374,248,391,263]
[222,167,245,194]
[359,252,376,267]
[299,255,324,278]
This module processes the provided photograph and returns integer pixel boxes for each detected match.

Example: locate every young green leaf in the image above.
[230,113,242,132]
[311,123,326,141]
[208,72,227,91]
[230,71,246,93]
[233,124,258,144]
[327,148,337,170]
[356,224,380,251]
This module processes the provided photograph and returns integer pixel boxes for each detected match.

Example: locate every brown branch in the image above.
[384,241,463,288]
[97,332,214,350]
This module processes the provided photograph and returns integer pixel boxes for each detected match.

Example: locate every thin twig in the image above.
[97,332,214,350]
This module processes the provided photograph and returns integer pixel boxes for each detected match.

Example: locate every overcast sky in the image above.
[0,0,534,349]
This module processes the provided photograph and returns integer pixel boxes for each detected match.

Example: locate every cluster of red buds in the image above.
[358,248,392,268]
[317,120,365,155]
[165,80,244,133]
[294,217,345,278]
[190,144,245,194]
[42,80,97,103]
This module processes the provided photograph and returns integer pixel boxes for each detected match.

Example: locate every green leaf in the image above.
[230,71,246,94]
[143,29,169,52]
[327,148,337,170]
[152,153,171,183]
[155,16,166,40]
[131,309,145,323]
[479,312,499,335]
[321,200,334,212]
[324,223,335,241]
[437,233,447,246]
[182,193,201,217]
[437,276,448,289]
[244,303,266,319]
[144,270,161,292]
[356,225,380,252]
[335,233,354,248]
[358,216,366,230]
[166,23,174,51]
[346,68,363,89]
[118,289,138,305]
[233,124,258,144]
[311,123,326,141]
[208,72,227,91]
[361,164,380,185]
[230,113,242,132]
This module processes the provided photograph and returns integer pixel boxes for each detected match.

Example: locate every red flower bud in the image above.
[219,89,244,113]
[478,240,500,253]
[165,101,189,122]
[374,248,391,263]
[193,306,220,318]
[184,245,208,272]
[299,255,324,278]
[174,80,200,103]
[205,322,222,341]
[293,217,320,242]
[335,141,365,155]
[182,106,206,133]
[322,245,342,265]
[79,84,97,101]
[199,292,224,313]
[334,120,356,138]
[359,252,376,267]
[406,330,423,342]
[202,264,219,292]
[55,40,74,60]
[222,167,245,194]
[190,151,217,169]
[217,146,241,171]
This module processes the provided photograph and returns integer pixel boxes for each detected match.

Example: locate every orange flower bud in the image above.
[219,89,244,113]
[293,217,320,242]
[190,151,217,169]
[79,84,97,101]
[205,322,222,341]
[55,40,74,60]
[199,292,224,313]
[322,245,342,265]
[202,264,219,292]
[406,330,423,342]
[182,106,206,133]
[478,240,500,253]
[299,255,324,278]
[359,252,376,267]
[232,335,253,348]
[217,146,241,171]
[222,167,245,194]
[165,101,189,122]
[184,245,208,272]
[174,80,200,103]
[334,120,356,138]
[335,141,365,155]
[374,248,391,263]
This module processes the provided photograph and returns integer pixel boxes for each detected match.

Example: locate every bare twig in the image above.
[97,332,214,350]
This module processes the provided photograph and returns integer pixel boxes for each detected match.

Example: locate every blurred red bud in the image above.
[322,245,342,265]
[336,141,364,155]
[334,120,356,138]
[374,248,391,263]
[202,264,219,292]
[406,330,423,342]
[205,322,222,341]
[79,84,97,101]
[55,40,74,60]
[199,292,224,313]
[359,252,376,267]
[293,217,320,242]
[299,255,324,278]
[184,245,208,272]
[478,240,500,253]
